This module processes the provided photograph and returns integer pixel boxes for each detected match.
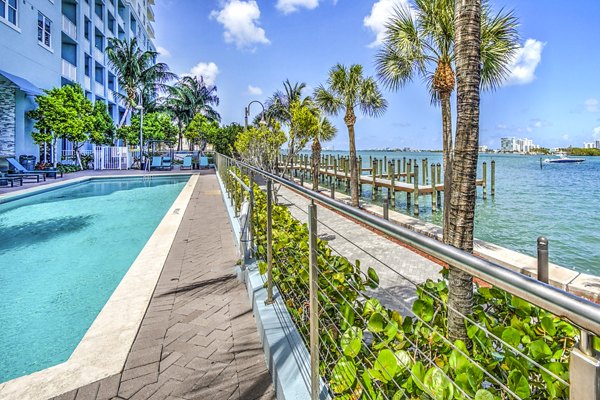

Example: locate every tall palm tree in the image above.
[106,37,175,127]
[314,64,387,207]
[162,76,220,150]
[375,0,518,239]
[311,115,337,191]
[447,0,482,342]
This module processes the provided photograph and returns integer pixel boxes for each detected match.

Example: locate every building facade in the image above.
[0,0,155,163]
[500,137,539,153]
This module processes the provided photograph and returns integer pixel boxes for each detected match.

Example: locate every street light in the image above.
[135,98,144,170]
[244,100,266,129]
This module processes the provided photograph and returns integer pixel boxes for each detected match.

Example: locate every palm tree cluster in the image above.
[106,37,221,149]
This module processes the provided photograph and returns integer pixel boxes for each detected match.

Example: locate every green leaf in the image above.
[423,367,454,400]
[340,327,362,358]
[511,296,532,315]
[330,357,357,394]
[474,389,494,400]
[529,339,552,361]
[412,299,434,322]
[340,303,355,331]
[367,267,379,288]
[372,349,398,383]
[394,350,412,371]
[258,261,267,275]
[508,370,531,399]
[541,316,557,336]
[368,312,385,333]
[411,361,426,391]
[501,326,522,348]
[363,298,384,316]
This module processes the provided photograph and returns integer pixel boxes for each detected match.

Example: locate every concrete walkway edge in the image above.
[215,172,329,400]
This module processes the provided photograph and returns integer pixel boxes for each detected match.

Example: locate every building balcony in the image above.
[95,81,104,97]
[147,6,154,22]
[84,75,91,91]
[61,59,77,82]
[61,15,77,39]
[84,38,90,51]
[94,13,104,29]
[147,24,154,39]
[93,46,104,62]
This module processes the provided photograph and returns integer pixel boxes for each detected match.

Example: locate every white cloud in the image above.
[505,39,545,86]
[156,46,171,58]
[187,62,220,86]
[210,0,270,50]
[276,0,319,14]
[585,98,599,112]
[593,126,600,138]
[247,85,263,95]
[363,0,411,48]
[562,134,570,141]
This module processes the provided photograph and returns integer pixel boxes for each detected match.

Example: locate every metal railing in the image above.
[61,15,77,38]
[61,59,77,82]
[215,153,600,400]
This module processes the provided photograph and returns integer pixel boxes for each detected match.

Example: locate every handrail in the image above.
[228,169,251,192]
[217,153,600,336]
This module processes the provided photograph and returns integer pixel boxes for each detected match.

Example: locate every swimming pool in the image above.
[0,176,190,383]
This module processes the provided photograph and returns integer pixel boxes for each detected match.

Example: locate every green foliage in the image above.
[57,163,81,173]
[229,166,578,400]
[28,84,94,146]
[234,124,286,171]
[89,102,115,145]
[568,147,600,156]
[185,114,218,144]
[117,112,177,145]
[208,123,243,156]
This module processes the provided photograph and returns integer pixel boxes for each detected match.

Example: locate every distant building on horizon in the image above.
[500,137,539,153]
[583,140,600,149]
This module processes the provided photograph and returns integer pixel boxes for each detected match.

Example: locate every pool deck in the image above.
[45,172,274,400]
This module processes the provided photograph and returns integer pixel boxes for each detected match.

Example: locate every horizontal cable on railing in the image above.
[277,191,571,388]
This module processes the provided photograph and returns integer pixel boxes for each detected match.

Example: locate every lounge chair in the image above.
[161,157,172,170]
[150,156,162,170]
[6,158,49,181]
[199,156,209,169]
[0,174,23,187]
[181,156,192,170]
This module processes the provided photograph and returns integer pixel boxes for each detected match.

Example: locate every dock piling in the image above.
[413,164,419,216]
[482,161,487,200]
[491,160,496,197]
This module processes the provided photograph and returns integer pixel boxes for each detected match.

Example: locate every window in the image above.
[38,12,51,47]
[1,0,18,26]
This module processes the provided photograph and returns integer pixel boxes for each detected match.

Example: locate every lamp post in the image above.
[135,100,144,170]
[244,100,266,129]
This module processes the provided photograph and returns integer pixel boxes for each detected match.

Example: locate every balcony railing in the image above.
[93,46,104,62]
[61,15,77,38]
[84,75,91,91]
[61,59,77,82]
[94,81,104,97]
[84,38,90,51]
[147,6,154,21]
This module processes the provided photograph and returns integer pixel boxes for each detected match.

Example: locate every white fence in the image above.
[93,146,131,170]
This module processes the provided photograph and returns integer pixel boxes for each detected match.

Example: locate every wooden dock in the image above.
[283,154,495,215]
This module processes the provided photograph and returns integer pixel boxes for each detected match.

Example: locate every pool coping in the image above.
[0,174,199,400]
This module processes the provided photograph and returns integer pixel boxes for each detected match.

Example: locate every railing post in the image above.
[569,330,600,400]
[330,181,335,199]
[537,236,549,284]
[308,200,320,400]
[265,179,274,305]
[482,161,487,200]
[383,199,389,220]
[249,172,255,257]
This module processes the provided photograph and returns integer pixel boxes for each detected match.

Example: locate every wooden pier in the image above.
[283,154,495,215]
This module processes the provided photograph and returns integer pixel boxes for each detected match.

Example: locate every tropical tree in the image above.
[162,76,220,150]
[375,0,518,238]
[310,116,337,191]
[117,112,177,144]
[89,102,115,145]
[106,37,175,127]
[235,122,286,172]
[209,123,244,157]
[446,0,482,342]
[314,64,387,207]
[27,84,94,168]
[185,114,219,151]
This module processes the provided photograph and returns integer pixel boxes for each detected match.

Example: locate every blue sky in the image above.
[153,0,600,150]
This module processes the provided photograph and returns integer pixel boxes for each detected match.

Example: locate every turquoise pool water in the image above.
[0,176,189,383]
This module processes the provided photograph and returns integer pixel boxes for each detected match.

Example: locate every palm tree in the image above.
[446,0,482,342]
[311,116,337,191]
[106,37,175,127]
[375,0,518,239]
[162,76,220,150]
[314,64,387,207]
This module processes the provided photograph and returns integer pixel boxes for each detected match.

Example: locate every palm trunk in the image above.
[312,139,321,191]
[345,108,359,207]
[177,122,183,151]
[446,0,481,344]
[118,106,130,128]
[441,92,453,241]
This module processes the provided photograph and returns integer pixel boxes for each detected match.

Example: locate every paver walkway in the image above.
[277,186,442,314]
[53,174,274,400]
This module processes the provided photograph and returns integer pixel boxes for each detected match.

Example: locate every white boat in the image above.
[543,153,585,164]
